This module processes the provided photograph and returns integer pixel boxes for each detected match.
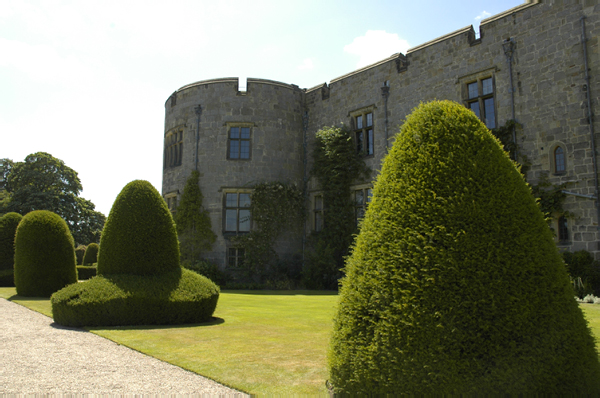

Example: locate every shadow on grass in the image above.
[220,289,338,296]
[7,294,49,301]
[85,317,226,332]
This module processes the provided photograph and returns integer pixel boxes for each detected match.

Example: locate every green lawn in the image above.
[2,286,600,395]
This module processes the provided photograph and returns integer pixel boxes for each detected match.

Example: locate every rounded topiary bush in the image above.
[97,180,179,275]
[329,101,600,394]
[0,212,23,286]
[52,179,219,327]
[75,244,87,265]
[14,210,77,297]
[82,242,99,265]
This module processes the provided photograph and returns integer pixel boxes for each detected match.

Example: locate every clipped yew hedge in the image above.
[14,210,77,297]
[82,242,99,265]
[52,180,220,327]
[0,212,22,286]
[329,101,600,394]
[52,268,219,327]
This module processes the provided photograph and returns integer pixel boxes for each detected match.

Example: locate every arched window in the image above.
[554,146,565,174]
[558,216,569,242]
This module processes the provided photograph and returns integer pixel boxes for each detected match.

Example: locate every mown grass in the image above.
[2,286,600,395]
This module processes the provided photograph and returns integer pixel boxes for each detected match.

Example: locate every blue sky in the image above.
[1,0,524,216]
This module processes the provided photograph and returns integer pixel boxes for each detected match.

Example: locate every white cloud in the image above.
[297,58,315,70]
[475,11,492,22]
[344,30,410,69]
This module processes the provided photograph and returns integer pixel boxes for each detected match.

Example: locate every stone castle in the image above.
[162,0,600,268]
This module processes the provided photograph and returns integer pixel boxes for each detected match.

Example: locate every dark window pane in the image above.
[229,140,239,158]
[239,209,251,231]
[468,82,479,99]
[469,101,480,119]
[228,256,237,267]
[315,196,323,210]
[315,212,323,232]
[240,141,250,159]
[366,188,373,203]
[241,127,250,139]
[558,216,569,241]
[230,127,239,139]
[355,190,364,205]
[482,78,493,95]
[226,193,237,208]
[356,131,363,153]
[225,209,237,231]
[239,193,251,207]
[356,115,363,129]
[484,98,495,128]
[555,147,565,172]
[367,129,374,155]
[366,113,373,127]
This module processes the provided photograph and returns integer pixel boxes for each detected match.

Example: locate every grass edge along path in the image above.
[0,287,337,396]
[2,287,600,394]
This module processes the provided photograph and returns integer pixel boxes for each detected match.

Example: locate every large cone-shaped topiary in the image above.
[329,101,600,394]
[14,210,77,297]
[52,180,220,327]
[0,212,23,286]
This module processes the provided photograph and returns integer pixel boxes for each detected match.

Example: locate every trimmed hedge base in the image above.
[51,267,219,327]
[76,265,97,280]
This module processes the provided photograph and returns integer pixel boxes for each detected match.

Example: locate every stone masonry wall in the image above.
[164,0,600,267]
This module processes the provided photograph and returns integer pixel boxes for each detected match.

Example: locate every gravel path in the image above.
[0,298,247,396]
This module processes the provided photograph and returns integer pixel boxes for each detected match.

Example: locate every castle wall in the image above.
[163,78,305,266]
[163,0,600,267]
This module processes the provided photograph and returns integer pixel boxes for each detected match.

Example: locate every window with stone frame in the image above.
[227,247,245,268]
[227,125,251,160]
[164,192,178,215]
[554,146,566,174]
[164,129,183,168]
[313,194,324,232]
[353,111,374,156]
[465,76,496,129]
[354,187,373,225]
[558,215,569,243]
[224,191,251,233]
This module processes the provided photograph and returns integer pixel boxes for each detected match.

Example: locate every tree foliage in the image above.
[2,152,105,245]
[329,101,600,394]
[174,170,216,262]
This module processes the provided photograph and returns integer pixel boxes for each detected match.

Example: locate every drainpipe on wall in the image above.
[302,109,309,265]
[502,37,518,161]
[580,17,600,234]
[381,81,390,152]
[194,105,202,171]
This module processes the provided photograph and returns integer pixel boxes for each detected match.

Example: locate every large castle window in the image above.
[554,146,566,174]
[224,191,251,232]
[164,192,178,215]
[466,77,496,129]
[558,216,569,243]
[350,106,375,156]
[227,247,245,268]
[354,112,374,156]
[228,126,251,160]
[164,129,183,168]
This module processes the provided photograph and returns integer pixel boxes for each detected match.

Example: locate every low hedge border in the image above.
[51,267,220,327]
[76,265,97,280]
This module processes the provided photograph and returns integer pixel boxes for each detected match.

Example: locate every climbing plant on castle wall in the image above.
[304,125,370,290]
[491,120,568,220]
[233,182,304,275]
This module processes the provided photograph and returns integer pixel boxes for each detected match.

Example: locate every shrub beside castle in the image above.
[51,180,220,327]
[0,212,22,286]
[328,101,600,394]
[14,210,77,297]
